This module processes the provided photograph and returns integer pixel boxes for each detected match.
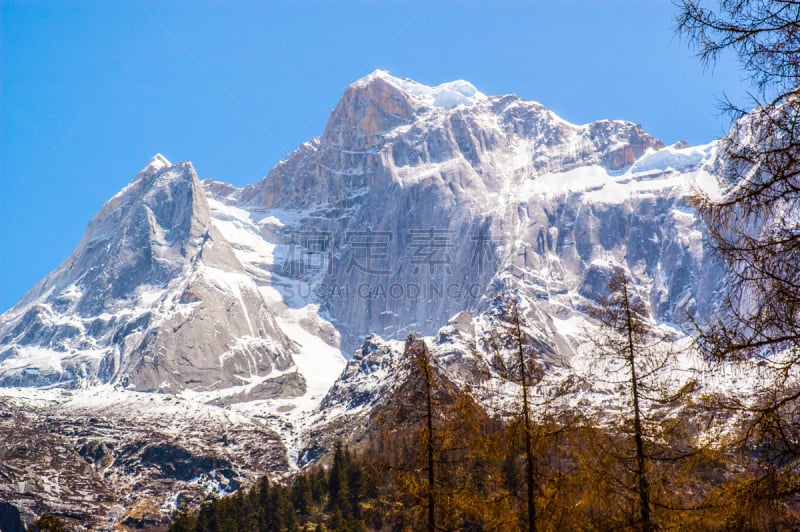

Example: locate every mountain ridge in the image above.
[0,70,733,526]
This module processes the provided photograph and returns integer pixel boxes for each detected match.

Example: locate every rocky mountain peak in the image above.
[141,152,172,173]
[353,70,487,109]
[0,154,300,391]
[323,70,488,144]
[323,71,417,144]
[240,72,664,211]
[2,157,209,323]
[69,158,210,314]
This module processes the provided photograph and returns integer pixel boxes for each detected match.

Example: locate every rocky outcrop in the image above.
[0,390,288,529]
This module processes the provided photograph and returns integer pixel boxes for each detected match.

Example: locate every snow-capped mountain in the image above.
[227,69,719,354]
[0,70,730,526]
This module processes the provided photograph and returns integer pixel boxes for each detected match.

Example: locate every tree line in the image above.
[167,275,795,530]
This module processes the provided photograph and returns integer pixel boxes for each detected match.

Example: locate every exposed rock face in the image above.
[240,71,662,210]
[0,70,720,385]
[0,155,294,391]
[235,71,712,353]
[0,389,288,528]
[327,73,417,139]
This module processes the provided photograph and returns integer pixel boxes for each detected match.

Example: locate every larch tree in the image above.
[678,0,800,521]
[498,299,542,532]
[486,296,579,531]
[374,334,515,530]
[587,268,702,530]
[590,270,656,532]
[678,0,800,366]
[373,335,455,531]
[413,336,437,532]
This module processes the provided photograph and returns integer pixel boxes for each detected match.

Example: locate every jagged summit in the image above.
[322,71,490,143]
[143,152,172,172]
[322,70,660,150]
[113,154,189,205]
[242,71,664,212]
[0,154,297,391]
[352,69,487,109]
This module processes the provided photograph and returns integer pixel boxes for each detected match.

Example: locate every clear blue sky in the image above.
[1,0,749,312]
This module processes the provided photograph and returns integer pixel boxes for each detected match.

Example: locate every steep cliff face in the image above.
[0,70,722,398]
[0,155,296,391]
[0,71,717,388]
[232,71,714,353]
[239,71,661,209]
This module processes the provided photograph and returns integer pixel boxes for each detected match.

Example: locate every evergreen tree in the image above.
[346,451,363,520]
[170,510,197,532]
[196,494,220,532]
[326,442,351,518]
[308,465,327,504]
[290,472,312,521]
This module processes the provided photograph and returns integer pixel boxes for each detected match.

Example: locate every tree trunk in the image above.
[621,279,653,532]
[513,303,537,532]
[419,340,437,532]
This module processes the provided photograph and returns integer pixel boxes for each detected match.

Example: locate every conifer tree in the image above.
[598,271,653,532]
[587,270,654,530]
[484,298,543,531]
[406,335,438,532]
[587,268,698,530]
[290,472,312,522]
[326,442,350,517]
[488,296,568,531]
[678,2,800,521]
